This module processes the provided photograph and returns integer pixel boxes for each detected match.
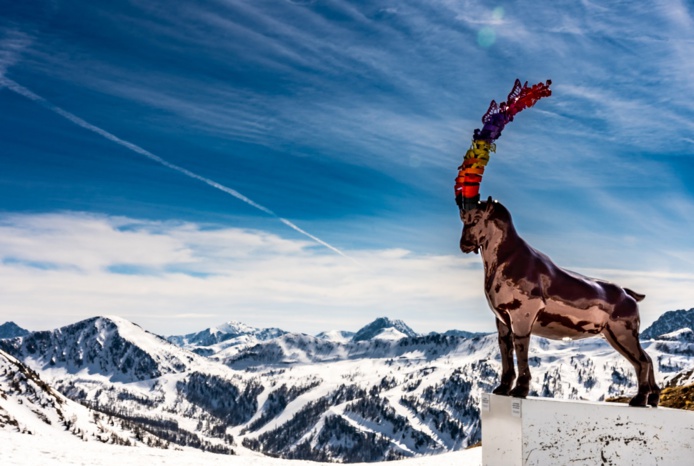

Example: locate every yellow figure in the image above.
[455,139,496,204]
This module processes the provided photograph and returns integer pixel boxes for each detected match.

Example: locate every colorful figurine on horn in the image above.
[455,79,552,211]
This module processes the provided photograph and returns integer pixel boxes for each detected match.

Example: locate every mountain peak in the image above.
[0,316,197,382]
[352,317,417,342]
[0,321,30,339]
[215,320,257,335]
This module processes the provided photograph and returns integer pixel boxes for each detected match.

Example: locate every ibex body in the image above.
[460,198,659,407]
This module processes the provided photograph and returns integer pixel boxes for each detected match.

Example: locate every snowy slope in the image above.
[0,429,482,466]
[316,330,355,343]
[0,349,166,447]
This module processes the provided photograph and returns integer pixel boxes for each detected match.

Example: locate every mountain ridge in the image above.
[3,311,694,463]
[0,316,202,382]
[641,308,694,340]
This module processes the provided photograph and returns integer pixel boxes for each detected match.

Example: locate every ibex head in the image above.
[459,196,505,254]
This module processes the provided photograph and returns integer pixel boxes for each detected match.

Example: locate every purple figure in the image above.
[475,102,510,142]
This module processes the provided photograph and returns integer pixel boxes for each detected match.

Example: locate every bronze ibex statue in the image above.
[460,197,659,407]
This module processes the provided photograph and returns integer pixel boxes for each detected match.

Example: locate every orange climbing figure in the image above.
[455,79,552,211]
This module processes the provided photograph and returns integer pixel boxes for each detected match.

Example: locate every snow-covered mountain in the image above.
[3,313,694,463]
[351,317,418,341]
[165,317,421,363]
[641,308,694,340]
[0,321,29,339]
[167,321,287,359]
[0,316,203,383]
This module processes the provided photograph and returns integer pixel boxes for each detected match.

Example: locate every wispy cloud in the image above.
[557,84,694,150]
[1,77,352,259]
[0,211,487,335]
[3,1,478,169]
[11,0,691,181]
[0,28,32,78]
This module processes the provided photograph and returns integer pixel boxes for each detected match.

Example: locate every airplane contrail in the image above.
[0,77,352,260]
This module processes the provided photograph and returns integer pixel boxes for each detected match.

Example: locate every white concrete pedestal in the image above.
[481,394,694,466]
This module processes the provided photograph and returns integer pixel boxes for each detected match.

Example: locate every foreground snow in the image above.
[0,430,482,466]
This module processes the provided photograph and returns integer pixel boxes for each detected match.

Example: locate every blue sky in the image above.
[1,0,693,336]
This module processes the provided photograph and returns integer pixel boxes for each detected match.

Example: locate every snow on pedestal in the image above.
[481,393,694,466]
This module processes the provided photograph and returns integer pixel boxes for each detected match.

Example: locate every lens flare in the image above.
[492,6,505,21]
[477,27,496,48]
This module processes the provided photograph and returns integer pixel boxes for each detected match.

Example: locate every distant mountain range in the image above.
[162,316,480,362]
[168,320,284,347]
[1,310,693,463]
[167,321,287,359]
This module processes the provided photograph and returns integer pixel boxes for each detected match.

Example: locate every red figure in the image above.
[505,79,552,120]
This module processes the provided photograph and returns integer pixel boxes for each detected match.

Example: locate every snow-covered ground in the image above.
[0,430,482,466]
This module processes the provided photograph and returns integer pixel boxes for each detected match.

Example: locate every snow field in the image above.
[0,430,482,466]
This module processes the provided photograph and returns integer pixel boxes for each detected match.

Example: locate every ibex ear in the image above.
[485,196,494,212]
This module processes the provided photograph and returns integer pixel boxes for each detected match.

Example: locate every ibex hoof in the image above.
[647,392,660,407]
[510,385,529,398]
[628,393,648,407]
[492,384,512,396]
